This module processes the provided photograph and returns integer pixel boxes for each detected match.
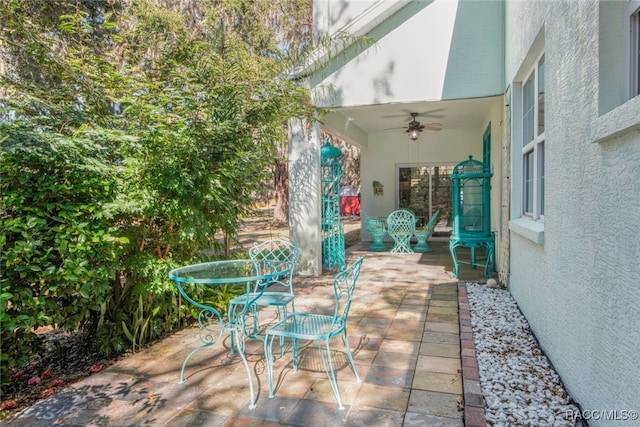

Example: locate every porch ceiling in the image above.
[328,96,500,136]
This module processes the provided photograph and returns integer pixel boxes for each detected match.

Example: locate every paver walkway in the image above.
[2,240,488,427]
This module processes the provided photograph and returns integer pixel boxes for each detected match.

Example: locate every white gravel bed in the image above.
[466,282,580,427]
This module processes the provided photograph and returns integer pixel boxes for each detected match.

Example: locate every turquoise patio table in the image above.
[168,258,293,409]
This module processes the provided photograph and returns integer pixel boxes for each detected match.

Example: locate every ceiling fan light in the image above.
[408,128,420,141]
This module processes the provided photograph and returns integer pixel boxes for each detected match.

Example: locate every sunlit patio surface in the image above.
[2,240,489,427]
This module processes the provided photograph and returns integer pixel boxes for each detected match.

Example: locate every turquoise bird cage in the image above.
[321,140,345,272]
[449,155,495,278]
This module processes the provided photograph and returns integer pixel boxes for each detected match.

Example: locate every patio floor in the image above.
[2,240,489,427]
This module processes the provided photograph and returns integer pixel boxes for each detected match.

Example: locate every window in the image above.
[521,54,545,219]
[397,164,453,232]
[594,1,640,141]
[630,1,640,98]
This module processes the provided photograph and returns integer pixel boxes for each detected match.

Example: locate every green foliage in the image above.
[0,122,127,390]
[0,0,319,398]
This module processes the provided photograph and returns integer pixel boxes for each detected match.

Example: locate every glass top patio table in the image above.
[168,258,293,409]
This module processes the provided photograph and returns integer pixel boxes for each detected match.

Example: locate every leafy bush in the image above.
[0,0,318,401]
[0,124,127,391]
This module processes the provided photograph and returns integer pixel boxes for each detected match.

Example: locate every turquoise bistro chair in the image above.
[228,238,301,354]
[264,257,364,410]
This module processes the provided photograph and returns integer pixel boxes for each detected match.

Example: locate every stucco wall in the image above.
[506,1,640,421]
[288,119,323,276]
[312,0,504,107]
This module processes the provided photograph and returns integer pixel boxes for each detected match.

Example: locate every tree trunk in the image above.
[273,159,288,223]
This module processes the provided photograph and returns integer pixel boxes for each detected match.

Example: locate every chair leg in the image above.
[278,306,287,357]
[292,337,299,372]
[341,331,360,382]
[265,333,276,398]
[228,302,237,354]
[318,339,344,410]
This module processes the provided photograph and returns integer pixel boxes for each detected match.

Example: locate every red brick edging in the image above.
[458,282,487,427]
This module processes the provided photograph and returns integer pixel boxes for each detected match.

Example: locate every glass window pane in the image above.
[539,143,545,216]
[430,165,453,231]
[632,9,640,97]
[523,75,535,144]
[538,55,545,135]
[398,165,453,232]
[524,151,534,214]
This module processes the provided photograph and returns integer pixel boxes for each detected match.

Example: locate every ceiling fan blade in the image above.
[380,108,418,118]
[414,109,446,119]
[381,114,407,119]
[423,123,442,131]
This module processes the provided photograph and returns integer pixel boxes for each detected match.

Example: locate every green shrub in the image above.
[0,125,127,393]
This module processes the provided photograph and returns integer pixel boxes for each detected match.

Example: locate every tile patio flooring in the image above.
[2,241,489,427]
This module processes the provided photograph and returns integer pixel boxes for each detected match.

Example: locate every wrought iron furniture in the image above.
[449,156,495,278]
[264,257,364,410]
[168,259,294,409]
[363,212,387,251]
[321,141,345,271]
[387,209,417,253]
[413,210,440,253]
[228,238,301,356]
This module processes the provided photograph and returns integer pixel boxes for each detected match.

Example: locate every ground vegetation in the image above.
[0,0,345,409]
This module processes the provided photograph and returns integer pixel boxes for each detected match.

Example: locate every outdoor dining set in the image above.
[168,239,364,410]
[166,209,449,410]
[363,208,440,254]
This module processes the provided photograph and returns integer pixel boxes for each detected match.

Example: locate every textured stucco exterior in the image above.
[505,1,640,421]
[297,1,640,417]
[311,0,504,107]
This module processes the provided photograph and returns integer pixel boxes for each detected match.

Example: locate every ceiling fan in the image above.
[405,112,442,140]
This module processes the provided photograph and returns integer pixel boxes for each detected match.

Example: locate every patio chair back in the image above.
[248,238,301,293]
[387,209,417,253]
[332,256,363,333]
[229,238,301,354]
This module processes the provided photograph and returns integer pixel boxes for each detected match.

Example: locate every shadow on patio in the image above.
[2,239,488,427]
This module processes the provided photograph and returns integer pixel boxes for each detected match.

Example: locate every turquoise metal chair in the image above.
[413,210,440,252]
[229,238,301,355]
[264,257,364,410]
[386,209,417,253]
[363,212,387,251]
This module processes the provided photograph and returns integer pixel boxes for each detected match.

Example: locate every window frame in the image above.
[628,1,640,99]
[520,52,545,221]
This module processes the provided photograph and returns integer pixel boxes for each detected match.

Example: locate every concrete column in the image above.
[288,118,322,276]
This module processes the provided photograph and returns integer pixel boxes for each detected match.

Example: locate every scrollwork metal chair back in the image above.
[264,257,364,410]
[229,238,301,354]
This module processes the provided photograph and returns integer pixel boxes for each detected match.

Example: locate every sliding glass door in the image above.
[397,164,454,234]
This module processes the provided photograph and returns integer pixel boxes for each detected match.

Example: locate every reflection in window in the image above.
[521,52,545,220]
[398,165,454,233]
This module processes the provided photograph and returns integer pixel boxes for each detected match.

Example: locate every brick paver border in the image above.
[457,282,487,427]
